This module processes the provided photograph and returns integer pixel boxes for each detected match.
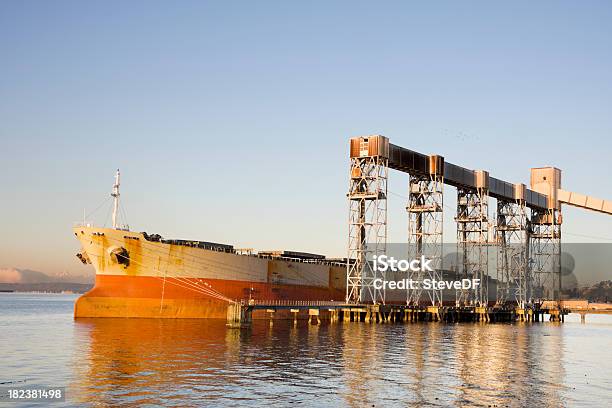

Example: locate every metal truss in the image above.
[495,200,529,307]
[347,155,388,304]
[406,173,443,306]
[529,208,561,303]
[456,187,489,306]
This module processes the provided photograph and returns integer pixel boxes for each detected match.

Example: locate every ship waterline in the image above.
[74,226,347,319]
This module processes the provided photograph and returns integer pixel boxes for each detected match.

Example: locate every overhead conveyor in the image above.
[387,143,548,209]
[557,189,612,215]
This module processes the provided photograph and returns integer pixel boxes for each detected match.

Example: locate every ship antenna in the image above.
[111,169,120,229]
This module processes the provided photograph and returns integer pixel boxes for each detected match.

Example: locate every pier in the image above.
[227,300,570,328]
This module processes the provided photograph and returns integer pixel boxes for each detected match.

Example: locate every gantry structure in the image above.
[347,137,388,303]
[346,135,612,308]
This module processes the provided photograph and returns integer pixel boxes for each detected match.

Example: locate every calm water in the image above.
[1,294,611,407]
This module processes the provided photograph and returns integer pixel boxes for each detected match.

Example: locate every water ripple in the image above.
[1,294,611,406]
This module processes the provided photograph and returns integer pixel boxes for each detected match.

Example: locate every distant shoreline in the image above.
[0,283,93,294]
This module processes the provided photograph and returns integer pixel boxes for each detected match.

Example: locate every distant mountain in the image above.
[0,268,93,284]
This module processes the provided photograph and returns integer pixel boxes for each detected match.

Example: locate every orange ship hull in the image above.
[76,275,345,319]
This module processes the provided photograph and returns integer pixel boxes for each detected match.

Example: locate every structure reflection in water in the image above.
[70,319,566,406]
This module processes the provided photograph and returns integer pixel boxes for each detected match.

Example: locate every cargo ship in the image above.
[74,170,346,319]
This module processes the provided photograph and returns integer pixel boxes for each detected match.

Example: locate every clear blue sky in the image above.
[1,1,611,276]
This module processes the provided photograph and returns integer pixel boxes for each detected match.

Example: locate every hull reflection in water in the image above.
[70,319,573,407]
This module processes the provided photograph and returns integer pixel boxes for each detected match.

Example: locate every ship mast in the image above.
[111,169,120,229]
